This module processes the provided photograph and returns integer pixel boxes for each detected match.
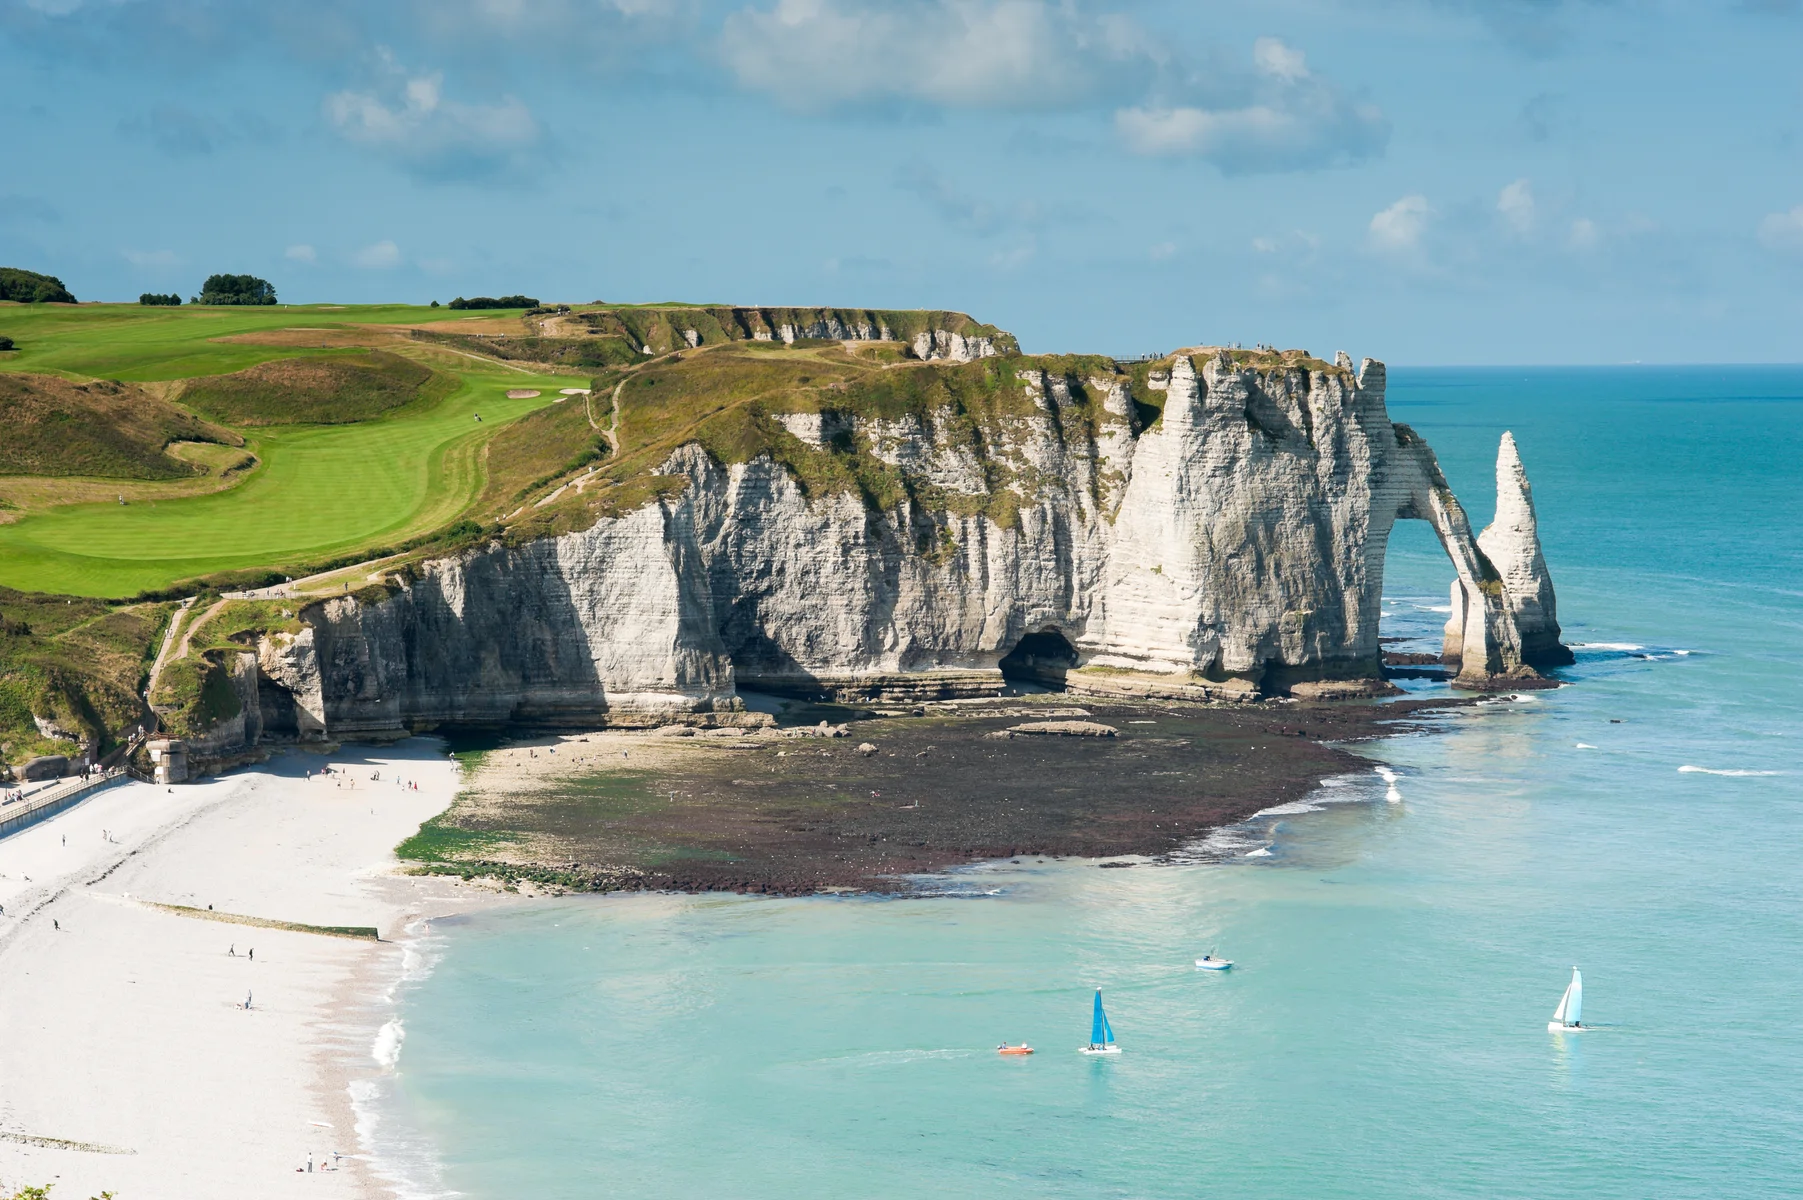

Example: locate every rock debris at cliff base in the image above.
[416,697,1469,896]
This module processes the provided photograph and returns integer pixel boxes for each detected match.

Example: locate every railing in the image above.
[0,768,131,839]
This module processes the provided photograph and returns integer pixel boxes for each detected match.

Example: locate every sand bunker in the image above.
[560,387,592,395]
[506,389,542,399]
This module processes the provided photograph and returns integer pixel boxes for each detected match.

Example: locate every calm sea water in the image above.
[371,366,1803,1199]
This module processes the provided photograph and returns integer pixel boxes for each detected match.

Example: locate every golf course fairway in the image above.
[0,366,568,598]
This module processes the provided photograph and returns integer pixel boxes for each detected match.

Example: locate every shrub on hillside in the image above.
[448,294,538,310]
[139,292,182,306]
[0,336,14,352]
[196,273,276,305]
[0,267,77,304]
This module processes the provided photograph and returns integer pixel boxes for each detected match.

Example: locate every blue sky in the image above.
[3,0,1800,363]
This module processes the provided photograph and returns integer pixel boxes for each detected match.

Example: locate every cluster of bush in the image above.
[139,293,182,306]
[196,273,276,305]
[0,336,14,352]
[447,295,538,310]
[0,267,76,304]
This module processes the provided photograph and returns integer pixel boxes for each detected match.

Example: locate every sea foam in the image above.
[1678,765,1784,777]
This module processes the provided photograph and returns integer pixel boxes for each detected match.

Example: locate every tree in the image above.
[448,294,538,310]
[0,336,14,352]
[0,267,77,304]
[139,293,182,306]
[197,274,276,305]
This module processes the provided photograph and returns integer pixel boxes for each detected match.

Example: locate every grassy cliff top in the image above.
[0,374,240,479]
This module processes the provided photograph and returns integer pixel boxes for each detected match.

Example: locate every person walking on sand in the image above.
[229,944,235,956]
[249,948,254,961]
[245,990,252,1010]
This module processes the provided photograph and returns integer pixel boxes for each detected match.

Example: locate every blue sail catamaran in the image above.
[1080,989,1120,1055]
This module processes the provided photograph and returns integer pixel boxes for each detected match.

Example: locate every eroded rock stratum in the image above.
[233,337,1566,745]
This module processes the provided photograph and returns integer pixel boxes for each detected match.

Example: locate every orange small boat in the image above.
[996,1043,1035,1056]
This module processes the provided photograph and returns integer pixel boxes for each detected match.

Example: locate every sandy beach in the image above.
[0,738,500,1199]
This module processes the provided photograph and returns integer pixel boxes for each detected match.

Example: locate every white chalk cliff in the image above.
[249,347,1567,741]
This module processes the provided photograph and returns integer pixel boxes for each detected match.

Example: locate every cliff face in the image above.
[246,346,1567,741]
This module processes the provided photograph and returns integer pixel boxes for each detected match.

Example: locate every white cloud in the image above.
[1149,240,1177,261]
[325,49,542,179]
[1497,178,1534,236]
[122,249,180,268]
[1114,38,1387,173]
[1567,217,1598,251]
[721,0,1154,111]
[352,240,403,269]
[1251,229,1321,258]
[1251,36,1307,83]
[285,243,317,263]
[1368,195,1431,253]
[1758,205,1803,253]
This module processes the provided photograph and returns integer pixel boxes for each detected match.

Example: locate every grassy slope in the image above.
[179,349,449,425]
[0,588,169,761]
[0,374,239,479]
[492,341,1132,548]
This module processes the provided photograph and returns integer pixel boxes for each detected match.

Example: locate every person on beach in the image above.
[229,944,235,956]
[249,948,254,961]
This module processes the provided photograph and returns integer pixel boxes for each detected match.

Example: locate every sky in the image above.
[2,0,1801,363]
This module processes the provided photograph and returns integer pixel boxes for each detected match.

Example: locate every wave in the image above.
[1575,742,1597,750]
[1173,769,1390,863]
[906,887,1005,898]
[349,1078,454,1200]
[1678,765,1784,777]
[372,1019,405,1070]
[352,919,454,1200]
[1574,642,1698,662]
[1372,765,1403,803]
[810,1048,976,1068]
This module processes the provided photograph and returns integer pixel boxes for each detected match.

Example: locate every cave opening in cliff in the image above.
[998,629,1078,689]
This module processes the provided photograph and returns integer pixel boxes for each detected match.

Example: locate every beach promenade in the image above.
[0,739,492,1198]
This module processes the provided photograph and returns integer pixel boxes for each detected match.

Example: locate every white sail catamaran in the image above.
[1548,967,1584,1032]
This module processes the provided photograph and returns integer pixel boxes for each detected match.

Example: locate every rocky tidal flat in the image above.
[415,695,1469,895]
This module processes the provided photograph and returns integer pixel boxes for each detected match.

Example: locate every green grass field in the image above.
[0,301,503,381]
[0,302,570,597]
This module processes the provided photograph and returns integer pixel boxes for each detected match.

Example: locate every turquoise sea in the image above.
[368,366,1803,1199]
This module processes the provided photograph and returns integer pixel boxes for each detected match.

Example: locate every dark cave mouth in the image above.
[998,629,1079,686]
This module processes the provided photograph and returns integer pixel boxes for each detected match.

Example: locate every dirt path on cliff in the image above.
[142,595,200,704]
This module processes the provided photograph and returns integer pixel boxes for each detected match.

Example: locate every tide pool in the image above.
[373,366,1803,1199]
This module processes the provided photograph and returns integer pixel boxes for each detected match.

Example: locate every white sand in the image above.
[0,738,503,1198]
